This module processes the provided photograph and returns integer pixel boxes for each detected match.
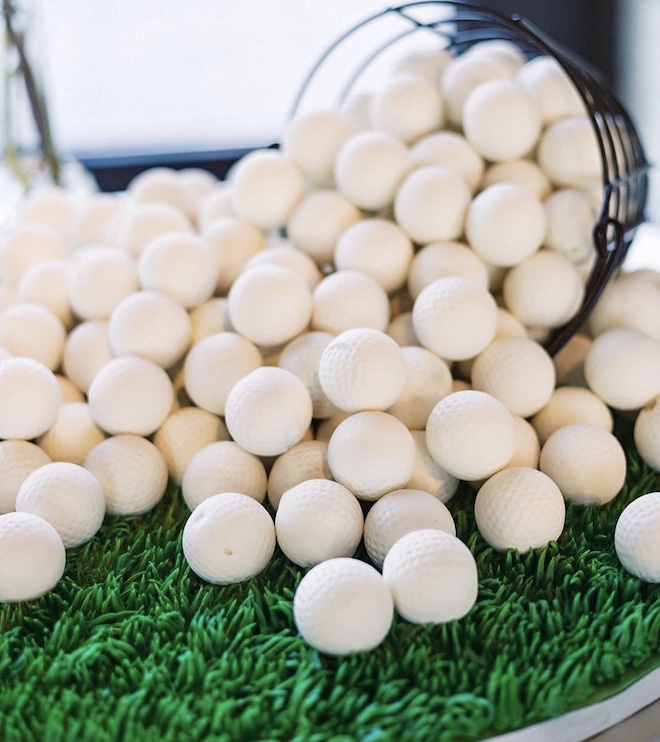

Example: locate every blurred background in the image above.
[4,1,659,228]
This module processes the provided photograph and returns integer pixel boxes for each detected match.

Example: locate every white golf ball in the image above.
[84,434,168,516]
[364,489,456,569]
[0,357,60,441]
[293,557,394,655]
[615,492,660,583]
[15,462,106,548]
[88,356,174,437]
[426,390,516,481]
[382,529,478,624]
[0,511,66,602]
[327,411,416,501]
[275,479,364,567]
[182,492,276,585]
[181,440,267,510]
[474,466,566,552]
[0,440,52,514]
[225,367,313,457]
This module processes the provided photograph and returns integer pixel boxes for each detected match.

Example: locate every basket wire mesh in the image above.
[290,1,649,355]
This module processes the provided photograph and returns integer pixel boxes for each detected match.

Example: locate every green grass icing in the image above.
[1,418,659,741]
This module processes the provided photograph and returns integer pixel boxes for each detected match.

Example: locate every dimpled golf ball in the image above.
[0,357,60,441]
[474,466,566,552]
[275,479,364,567]
[182,492,276,585]
[382,529,478,624]
[614,492,660,583]
[0,511,66,602]
[364,489,456,569]
[15,462,106,548]
[0,440,52,514]
[293,557,394,655]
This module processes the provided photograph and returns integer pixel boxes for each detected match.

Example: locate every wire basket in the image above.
[290,1,649,355]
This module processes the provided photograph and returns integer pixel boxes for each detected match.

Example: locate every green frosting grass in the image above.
[1,419,659,741]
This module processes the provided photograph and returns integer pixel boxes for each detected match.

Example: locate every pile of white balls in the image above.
[1,39,660,654]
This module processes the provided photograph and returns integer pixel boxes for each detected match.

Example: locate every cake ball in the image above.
[327,411,416,501]
[465,183,546,267]
[544,189,596,264]
[537,116,602,188]
[183,493,275,585]
[318,328,407,414]
[69,247,139,321]
[334,130,410,211]
[181,440,267,510]
[426,390,516,481]
[634,396,660,471]
[532,386,613,445]
[503,249,585,329]
[229,149,305,231]
[481,159,551,201]
[267,440,332,509]
[183,331,262,416]
[224,367,313,457]
[62,320,113,394]
[0,357,60,441]
[410,131,484,193]
[412,277,498,361]
[463,79,541,162]
[394,166,472,244]
[275,479,363,567]
[85,434,168,516]
[227,265,312,347]
[202,216,265,294]
[471,337,556,418]
[281,110,355,186]
[16,462,106,549]
[407,240,489,299]
[516,55,585,124]
[584,329,660,411]
[441,52,512,127]
[334,218,413,293]
[364,488,455,569]
[287,190,362,266]
[0,302,66,371]
[539,423,627,506]
[278,332,338,419]
[0,440,51,514]
[108,290,192,369]
[382,529,478,624]
[311,270,390,335]
[17,259,73,328]
[138,232,218,309]
[293,557,393,655]
[369,73,444,144]
[113,202,192,259]
[474,467,565,552]
[88,356,174,437]
[0,512,66,602]
[615,492,660,583]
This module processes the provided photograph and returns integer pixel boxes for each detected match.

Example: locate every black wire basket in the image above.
[290,1,649,355]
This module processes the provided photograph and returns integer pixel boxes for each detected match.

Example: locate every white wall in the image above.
[618,0,660,225]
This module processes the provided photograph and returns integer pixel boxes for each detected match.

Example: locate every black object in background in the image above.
[83,0,618,192]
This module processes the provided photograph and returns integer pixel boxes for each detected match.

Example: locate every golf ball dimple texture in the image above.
[364,489,456,569]
[382,529,479,624]
[293,557,394,655]
[0,511,66,603]
[0,440,52,514]
[614,492,660,583]
[182,492,276,585]
[474,466,566,552]
[275,479,364,567]
[15,462,106,548]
